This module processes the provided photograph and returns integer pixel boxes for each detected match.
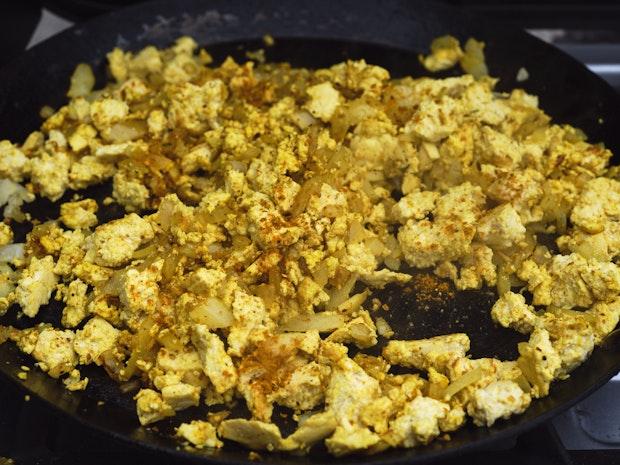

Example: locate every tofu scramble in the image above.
[0,35,619,455]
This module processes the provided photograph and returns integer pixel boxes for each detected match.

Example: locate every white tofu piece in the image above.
[392,191,439,224]
[542,310,595,376]
[282,411,337,451]
[389,396,449,447]
[90,98,129,129]
[63,368,89,391]
[227,289,273,356]
[177,420,223,448]
[191,324,238,394]
[90,213,154,267]
[325,355,381,440]
[325,426,381,456]
[587,297,620,344]
[73,316,120,365]
[15,255,58,318]
[119,259,162,314]
[517,327,561,398]
[60,278,89,328]
[307,183,347,219]
[491,291,538,334]
[156,347,203,373]
[383,333,470,372]
[30,151,71,201]
[161,383,201,411]
[187,268,226,295]
[68,155,115,190]
[571,177,620,234]
[398,218,475,268]
[273,362,324,411]
[219,419,284,451]
[0,140,28,181]
[32,328,77,378]
[167,80,227,133]
[467,380,531,426]
[305,82,341,122]
[0,223,13,246]
[60,198,98,230]
[134,388,175,425]
[112,171,150,212]
[476,204,526,249]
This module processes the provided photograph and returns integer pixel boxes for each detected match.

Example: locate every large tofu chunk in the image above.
[89,213,154,267]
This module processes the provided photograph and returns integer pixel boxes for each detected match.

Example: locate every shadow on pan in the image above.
[1,0,620,464]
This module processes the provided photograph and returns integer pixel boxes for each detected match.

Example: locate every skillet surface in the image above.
[1,0,620,463]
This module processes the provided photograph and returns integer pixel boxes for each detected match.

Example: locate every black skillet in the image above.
[2,0,620,463]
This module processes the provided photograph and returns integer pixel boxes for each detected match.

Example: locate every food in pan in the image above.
[1,35,619,455]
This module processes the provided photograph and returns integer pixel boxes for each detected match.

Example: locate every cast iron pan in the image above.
[1,0,620,463]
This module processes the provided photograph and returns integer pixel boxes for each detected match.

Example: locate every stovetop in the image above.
[2,2,620,465]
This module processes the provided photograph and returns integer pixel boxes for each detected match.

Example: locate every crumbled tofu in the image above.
[272,362,324,411]
[30,151,71,201]
[60,278,89,328]
[0,140,29,182]
[0,223,13,246]
[90,98,129,129]
[187,268,226,295]
[161,382,201,411]
[517,328,561,398]
[32,328,77,378]
[588,298,620,345]
[390,396,449,447]
[467,380,531,426]
[542,309,595,376]
[305,82,341,122]
[68,123,97,152]
[571,177,620,234]
[320,355,382,455]
[491,291,538,334]
[383,334,470,372]
[398,218,475,268]
[516,67,529,82]
[118,259,162,315]
[60,199,99,230]
[112,171,150,212]
[167,80,227,132]
[89,213,154,267]
[392,191,439,223]
[191,324,238,394]
[219,419,284,451]
[68,156,115,190]
[177,420,223,449]
[63,368,89,391]
[73,317,120,365]
[283,411,337,451]
[476,204,526,249]
[419,35,464,72]
[519,253,620,309]
[134,388,175,425]
[228,289,273,356]
[3,36,619,457]
[15,255,58,317]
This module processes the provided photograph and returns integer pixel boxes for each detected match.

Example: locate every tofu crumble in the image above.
[0,34,619,455]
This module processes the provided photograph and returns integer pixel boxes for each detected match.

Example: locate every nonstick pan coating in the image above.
[1,1,620,463]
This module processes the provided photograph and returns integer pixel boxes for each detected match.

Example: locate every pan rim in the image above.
[1,0,620,463]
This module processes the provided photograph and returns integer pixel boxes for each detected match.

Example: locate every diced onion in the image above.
[67,63,95,98]
[443,367,484,399]
[326,274,358,311]
[0,243,24,263]
[189,297,234,328]
[281,312,345,332]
